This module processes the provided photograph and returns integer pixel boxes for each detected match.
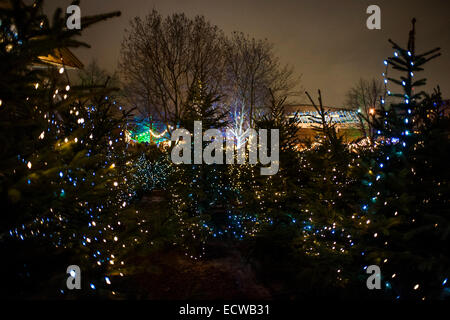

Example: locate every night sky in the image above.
[44,0,450,106]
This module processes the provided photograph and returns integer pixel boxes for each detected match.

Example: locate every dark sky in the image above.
[45,0,450,106]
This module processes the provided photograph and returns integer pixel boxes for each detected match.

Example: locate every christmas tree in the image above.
[0,0,139,298]
[354,18,450,300]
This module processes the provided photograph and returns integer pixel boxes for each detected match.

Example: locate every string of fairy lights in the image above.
[6,58,140,294]
[352,37,448,299]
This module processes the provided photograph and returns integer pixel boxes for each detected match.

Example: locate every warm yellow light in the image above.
[369,108,375,115]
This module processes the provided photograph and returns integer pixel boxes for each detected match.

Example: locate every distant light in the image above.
[90,283,96,290]
[59,67,65,74]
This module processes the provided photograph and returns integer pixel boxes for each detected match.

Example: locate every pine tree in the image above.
[167,79,230,257]
[355,19,450,300]
[0,0,136,298]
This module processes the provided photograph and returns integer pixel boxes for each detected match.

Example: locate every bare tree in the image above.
[119,10,302,137]
[77,59,119,88]
[345,78,384,140]
[119,10,226,131]
[223,32,301,127]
